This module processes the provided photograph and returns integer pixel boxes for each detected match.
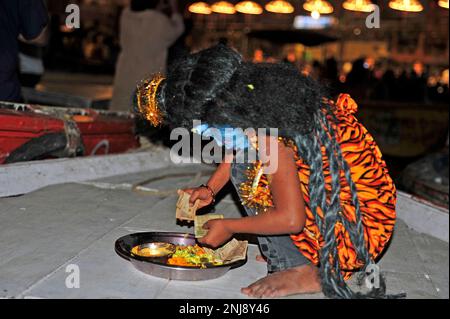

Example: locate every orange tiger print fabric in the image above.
[289,94,397,278]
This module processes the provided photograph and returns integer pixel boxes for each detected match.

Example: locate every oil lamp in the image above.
[303,0,334,19]
[343,0,376,12]
[235,1,264,14]
[265,0,295,14]
[188,2,212,14]
[211,1,237,14]
[388,0,424,12]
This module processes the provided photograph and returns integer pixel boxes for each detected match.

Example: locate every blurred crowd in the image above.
[338,58,449,104]
[2,0,448,107]
[257,51,449,104]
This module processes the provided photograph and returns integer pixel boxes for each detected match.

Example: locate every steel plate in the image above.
[115,232,247,281]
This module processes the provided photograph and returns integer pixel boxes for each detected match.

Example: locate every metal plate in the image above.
[115,232,247,281]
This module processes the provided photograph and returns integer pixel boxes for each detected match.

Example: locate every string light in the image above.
[265,0,295,14]
[343,0,376,12]
[388,0,424,12]
[235,1,264,14]
[188,2,212,14]
[303,0,334,19]
[211,1,237,14]
[438,0,449,9]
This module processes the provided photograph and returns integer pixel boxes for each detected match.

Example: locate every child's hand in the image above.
[197,219,233,248]
[179,187,213,209]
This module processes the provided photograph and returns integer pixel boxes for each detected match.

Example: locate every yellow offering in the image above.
[131,242,175,258]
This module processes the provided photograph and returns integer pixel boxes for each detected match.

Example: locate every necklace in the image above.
[239,137,298,214]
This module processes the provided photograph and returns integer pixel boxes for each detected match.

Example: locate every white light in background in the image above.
[293,15,335,29]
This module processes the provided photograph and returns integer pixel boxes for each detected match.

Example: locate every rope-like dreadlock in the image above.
[295,102,405,299]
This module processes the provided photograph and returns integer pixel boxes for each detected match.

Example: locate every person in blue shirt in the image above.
[0,0,48,102]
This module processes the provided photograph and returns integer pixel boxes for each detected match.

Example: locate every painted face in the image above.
[192,123,250,150]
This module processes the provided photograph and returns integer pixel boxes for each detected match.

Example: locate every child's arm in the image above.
[199,138,307,247]
[182,152,234,209]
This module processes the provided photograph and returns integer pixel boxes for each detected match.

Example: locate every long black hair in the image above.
[158,44,323,139]
[141,44,401,299]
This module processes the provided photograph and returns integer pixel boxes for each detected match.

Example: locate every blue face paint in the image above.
[192,123,250,150]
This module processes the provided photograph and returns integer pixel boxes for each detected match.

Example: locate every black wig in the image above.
[139,44,401,299]
[158,44,323,139]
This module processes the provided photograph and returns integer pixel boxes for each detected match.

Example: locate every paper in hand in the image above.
[176,191,199,222]
[203,239,248,264]
[194,214,224,238]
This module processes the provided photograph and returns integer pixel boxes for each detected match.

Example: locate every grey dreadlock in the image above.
[295,103,405,299]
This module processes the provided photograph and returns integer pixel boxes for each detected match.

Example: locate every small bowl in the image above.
[131,242,176,258]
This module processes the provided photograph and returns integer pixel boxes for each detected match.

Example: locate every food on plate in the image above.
[129,240,247,269]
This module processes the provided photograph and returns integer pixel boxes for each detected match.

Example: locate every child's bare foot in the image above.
[256,255,267,263]
[241,264,321,298]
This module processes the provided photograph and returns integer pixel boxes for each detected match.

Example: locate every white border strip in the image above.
[397,191,449,242]
[0,150,173,198]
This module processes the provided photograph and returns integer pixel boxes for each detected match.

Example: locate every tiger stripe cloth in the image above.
[289,94,397,279]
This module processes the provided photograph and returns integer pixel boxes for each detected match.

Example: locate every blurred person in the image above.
[283,52,297,65]
[372,67,396,100]
[110,0,184,112]
[311,60,322,80]
[0,0,48,102]
[378,67,396,100]
[83,33,110,62]
[253,49,264,63]
[346,58,372,99]
[323,57,338,85]
[18,25,49,88]
[410,62,428,102]
[426,69,449,103]
[44,13,63,68]
[396,69,409,101]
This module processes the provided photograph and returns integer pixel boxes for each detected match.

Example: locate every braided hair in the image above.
[139,44,402,299]
[294,105,400,298]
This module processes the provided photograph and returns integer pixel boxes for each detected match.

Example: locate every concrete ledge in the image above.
[0,149,173,198]
[397,191,449,243]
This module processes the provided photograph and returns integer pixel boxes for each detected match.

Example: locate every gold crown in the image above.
[136,73,166,127]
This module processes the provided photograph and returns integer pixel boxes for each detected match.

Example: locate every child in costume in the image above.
[135,45,402,299]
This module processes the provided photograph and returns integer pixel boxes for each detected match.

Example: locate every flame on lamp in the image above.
[303,0,334,19]
[235,1,264,14]
[388,0,424,12]
[211,1,237,14]
[438,0,449,9]
[188,2,212,14]
[343,0,376,12]
[265,0,295,14]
